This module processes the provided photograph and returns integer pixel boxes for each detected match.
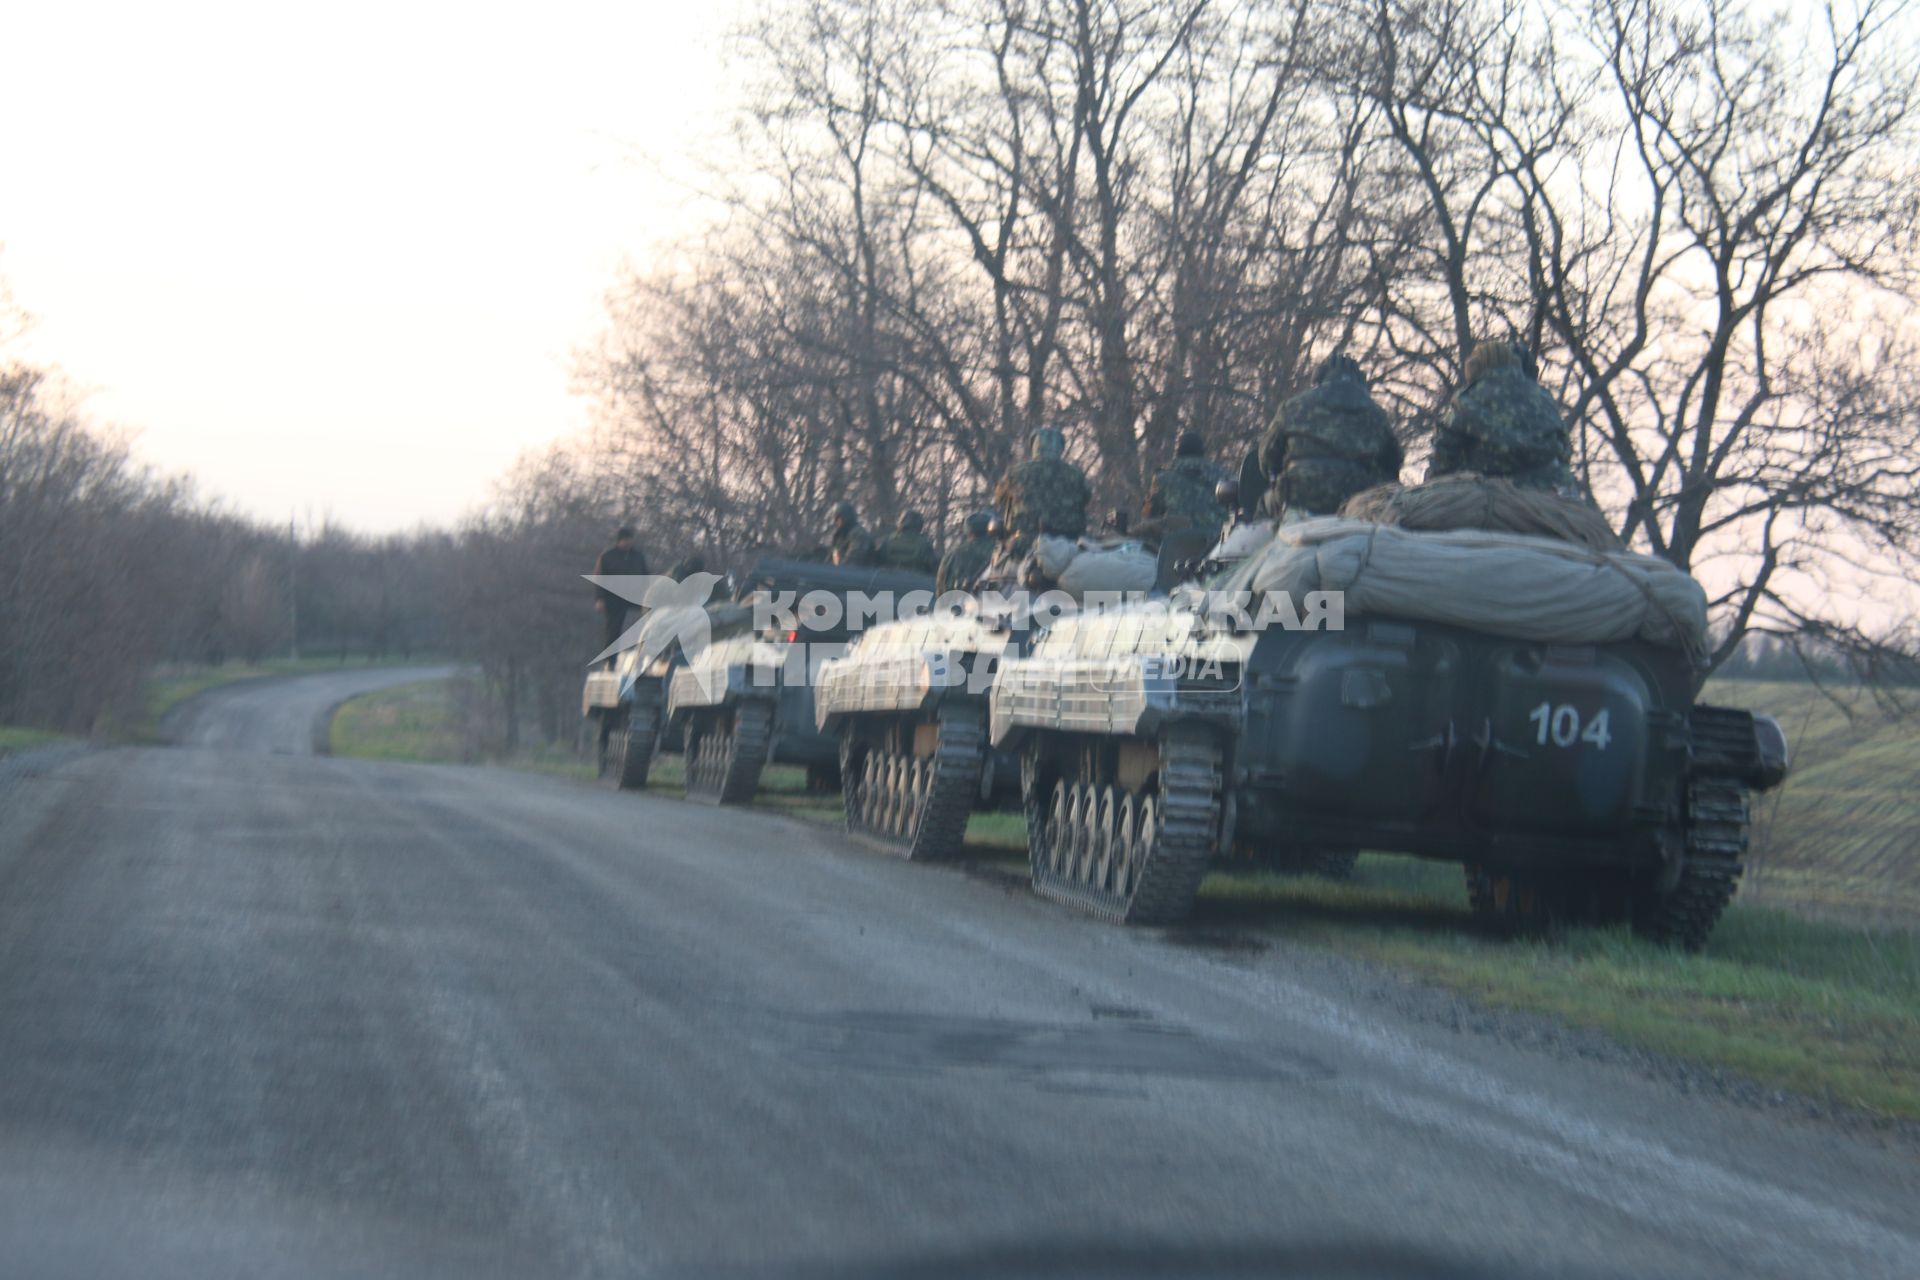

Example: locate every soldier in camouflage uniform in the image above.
[1427,340,1574,494]
[875,510,939,575]
[1259,353,1403,519]
[936,509,997,597]
[993,426,1090,545]
[827,500,878,567]
[1138,430,1228,544]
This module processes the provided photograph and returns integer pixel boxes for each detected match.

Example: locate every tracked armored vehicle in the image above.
[989,517,1788,948]
[814,610,1017,859]
[582,637,684,791]
[813,531,1202,861]
[664,558,935,806]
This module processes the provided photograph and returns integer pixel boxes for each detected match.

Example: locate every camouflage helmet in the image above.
[1465,339,1537,385]
[1214,477,1240,509]
[1029,426,1067,461]
[965,508,994,538]
[1176,430,1205,458]
[897,509,925,533]
[1313,352,1366,387]
[830,499,858,528]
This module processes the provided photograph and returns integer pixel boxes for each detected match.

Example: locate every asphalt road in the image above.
[0,669,1913,1278]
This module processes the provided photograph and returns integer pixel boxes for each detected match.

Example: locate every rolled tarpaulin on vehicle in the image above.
[1339,473,1622,553]
[1243,517,1708,656]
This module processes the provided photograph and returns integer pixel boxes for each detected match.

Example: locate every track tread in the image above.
[1027,726,1221,926]
[615,687,661,791]
[1633,778,1747,951]
[685,701,773,806]
[841,702,986,860]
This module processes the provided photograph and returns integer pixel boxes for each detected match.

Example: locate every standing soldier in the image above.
[1427,340,1575,494]
[876,510,939,574]
[936,509,997,597]
[993,426,1091,547]
[1138,430,1228,544]
[591,525,650,656]
[1259,353,1402,520]
[827,501,878,567]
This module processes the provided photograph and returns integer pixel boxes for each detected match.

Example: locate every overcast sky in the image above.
[2,0,740,532]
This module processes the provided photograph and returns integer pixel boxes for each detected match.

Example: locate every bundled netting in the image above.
[1242,517,1708,657]
[1340,474,1620,553]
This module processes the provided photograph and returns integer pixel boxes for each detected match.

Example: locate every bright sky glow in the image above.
[2,0,739,532]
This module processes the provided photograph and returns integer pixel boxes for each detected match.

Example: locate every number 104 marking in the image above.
[1528,702,1612,750]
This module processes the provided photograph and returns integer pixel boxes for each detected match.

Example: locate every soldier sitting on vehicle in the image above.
[592,524,650,657]
[876,510,939,575]
[1259,353,1403,521]
[1137,430,1228,546]
[1427,339,1575,495]
[936,509,998,597]
[993,426,1091,550]
[827,501,878,567]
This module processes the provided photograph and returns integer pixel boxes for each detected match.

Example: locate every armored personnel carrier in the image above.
[813,531,1189,860]
[814,610,1016,859]
[989,516,1788,948]
[581,642,678,791]
[665,558,935,806]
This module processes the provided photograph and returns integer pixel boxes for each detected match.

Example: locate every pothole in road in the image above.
[786,1011,1331,1084]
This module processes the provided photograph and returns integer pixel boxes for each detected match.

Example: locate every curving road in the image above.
[0,669,1913,1278]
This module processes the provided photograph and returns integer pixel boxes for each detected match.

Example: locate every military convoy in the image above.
[660,558,935,806]
[586,500,1788,951]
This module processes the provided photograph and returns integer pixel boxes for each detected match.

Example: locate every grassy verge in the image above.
[1199,856,1920,1120]
[0,725,73,756]
[1703,679,1920,928]
[327,678,594,780]
[114,655,435,744]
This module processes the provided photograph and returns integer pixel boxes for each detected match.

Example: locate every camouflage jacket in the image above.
[876,529,939,575]
[993,457,1090,540]
[935,534,996,597]
[1143,456,1228,539]
[1427,368,1573,493]
[829,523,878,567]
[1258,377,1402,517]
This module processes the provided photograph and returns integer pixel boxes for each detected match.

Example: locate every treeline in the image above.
[0,360,463,732]
[0,344,620,746]
[534,0,1919,672]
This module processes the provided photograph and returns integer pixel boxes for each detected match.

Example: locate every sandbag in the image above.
[1341,474,1620,553]
[1032,535,1081,581]
[1030,535,1157,598]
[1244,517,1707,656]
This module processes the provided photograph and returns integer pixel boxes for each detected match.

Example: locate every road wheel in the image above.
[1464,865,1560,935]
[840,705,987,861]
[684,702,772,806]
[1024,727,1222,926]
